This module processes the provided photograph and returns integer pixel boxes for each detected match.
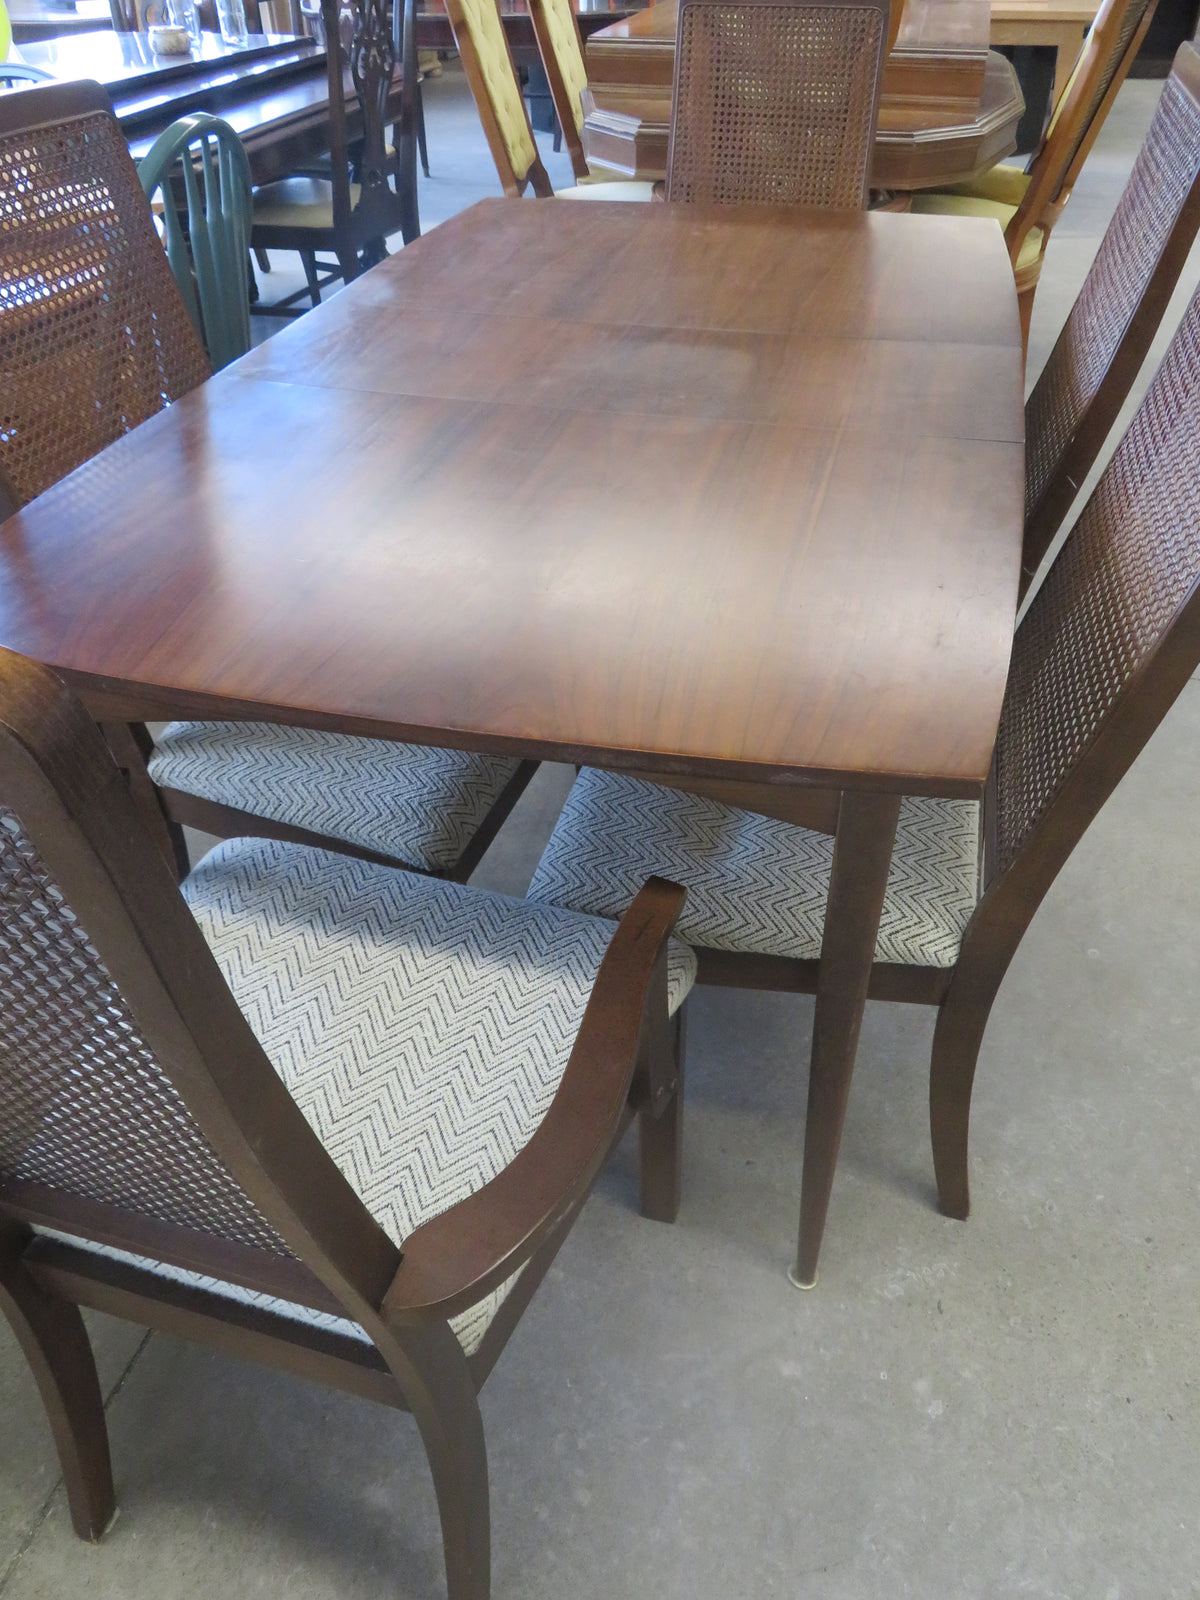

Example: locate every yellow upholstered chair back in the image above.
[529,0,591,180]
[445,0,553,195]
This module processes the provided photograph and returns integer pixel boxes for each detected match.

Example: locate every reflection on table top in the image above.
[0,198,1024,797]
[19,29,317,92]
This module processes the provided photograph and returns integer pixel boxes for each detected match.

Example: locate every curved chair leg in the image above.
[928,977,1002,1221]
[639,1006,686,1223]
[300,250,322,307]
[379,1322,490,1600]
[0,1225,115,1541]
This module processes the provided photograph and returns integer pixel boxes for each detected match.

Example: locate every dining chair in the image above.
[527,260,1200,1281]
[665,0,892,207]
[0,80,538,883]
[138,113,254,372]
[443,0,655,198]
[0,60,52,85]
[249,0,421,310]
[0,644,694,1600]
[1021,40,1200,601]
[910,0,1159,351]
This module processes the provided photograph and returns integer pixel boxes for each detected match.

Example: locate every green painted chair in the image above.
[139,113,253,372]
[0,61,54,85]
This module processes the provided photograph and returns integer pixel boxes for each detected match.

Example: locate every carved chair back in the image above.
[1003,0,1158,270]
[1021,40,1200,599]
[444,0,554,196]
[665,0,891,207]
[315,0,418,246]
[0,81,210,516]
[528,0,590,181]
[0,649,400,1324]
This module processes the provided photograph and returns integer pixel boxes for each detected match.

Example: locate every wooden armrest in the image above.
[380,876,687,1327]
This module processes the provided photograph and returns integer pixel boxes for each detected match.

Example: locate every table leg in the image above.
[1052,25,1087,108]
[790,789,901,1289]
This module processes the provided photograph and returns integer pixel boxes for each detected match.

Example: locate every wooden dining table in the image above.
[0,198,1024,1282]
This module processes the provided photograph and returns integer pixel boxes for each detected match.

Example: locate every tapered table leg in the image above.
[790,789,901,1289]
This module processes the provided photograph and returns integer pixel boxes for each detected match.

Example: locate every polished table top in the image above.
[0,199,1023,798]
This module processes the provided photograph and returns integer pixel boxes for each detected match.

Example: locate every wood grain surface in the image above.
[0,199,1024,797]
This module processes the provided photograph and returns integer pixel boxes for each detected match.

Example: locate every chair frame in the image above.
[1018,40,1200,600]
[0,646,688,1599]
[1002,0,1160,344]
[138,112,255,372]
[664,0,892,209]
[444,0,555,197]
[0,60,53,84]
[250,0,420,310]
[528,0,590,182]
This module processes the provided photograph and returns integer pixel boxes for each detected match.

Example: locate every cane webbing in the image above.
[0,99,210,508]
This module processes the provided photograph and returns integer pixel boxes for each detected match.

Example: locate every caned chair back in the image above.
[0,81,210,515]
[665,0,891,208]
[138,113,254,372]
[528,0,590,181]
[444,0,553,197]
[1021,41,1200,598]
[0,648,399,1316]
[1004,0,1158,269]
[980,274,1200,942]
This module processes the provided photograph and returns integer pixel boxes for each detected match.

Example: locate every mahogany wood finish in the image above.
[581,0,1025,188]
[1019,40,1200,598]
[0,198,1025,1277]
[664,0,891,209]
[0,646,688,1597]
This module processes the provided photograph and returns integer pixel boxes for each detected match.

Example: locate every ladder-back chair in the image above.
[444,0,654,197]
[0,81,536,882]
[912,0,1159,349]
[1020,41,1200,600]
[665,0,891,208]
[0,645,694,1599]
[528,265,1200,1281]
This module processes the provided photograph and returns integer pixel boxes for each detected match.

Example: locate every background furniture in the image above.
[0,644,693,1600]
[250,0,420,305]
[913,0,1159,345]
[0,197,1025,1282]
[0,80,535,877]
[580,0,1026,188]
[138,112,254,369]
[664,0,891,207]
[991,0,1100,107]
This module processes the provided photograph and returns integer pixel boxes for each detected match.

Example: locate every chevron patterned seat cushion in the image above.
[153,837,694,1351]
[528,771,982,969]
[148,721,525,874]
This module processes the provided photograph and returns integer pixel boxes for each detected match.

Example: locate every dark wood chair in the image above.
[249,0,420,310]
[0,81,536,883]
[0,644,693,1600]
[665,0,892,208]
[528,261,1200,1283]
[1021,41,1200,601]
[911,0,1160,350]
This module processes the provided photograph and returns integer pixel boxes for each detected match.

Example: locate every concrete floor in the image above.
[4,67,1200,1600]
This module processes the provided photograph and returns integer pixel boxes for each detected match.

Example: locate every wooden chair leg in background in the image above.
[0,1223,116,1542]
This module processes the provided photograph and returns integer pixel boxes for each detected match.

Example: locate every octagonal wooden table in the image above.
[0,198,1025,1283]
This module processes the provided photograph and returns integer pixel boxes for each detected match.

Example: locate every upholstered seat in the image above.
[251,175,363,230]
[148,720,527,875]
[556,181,658,200]
[528,769,981,969]
[39,835,695,1356]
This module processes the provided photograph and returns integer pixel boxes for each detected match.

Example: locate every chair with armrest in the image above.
[250,0,420,310]
[910,0,1159,351]
[528,253,1200,1285]
[0,644,694,1599]
[665,0,891,208]
[138,113,254,372]
[444,0,655,198]
[0,80,537,883]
